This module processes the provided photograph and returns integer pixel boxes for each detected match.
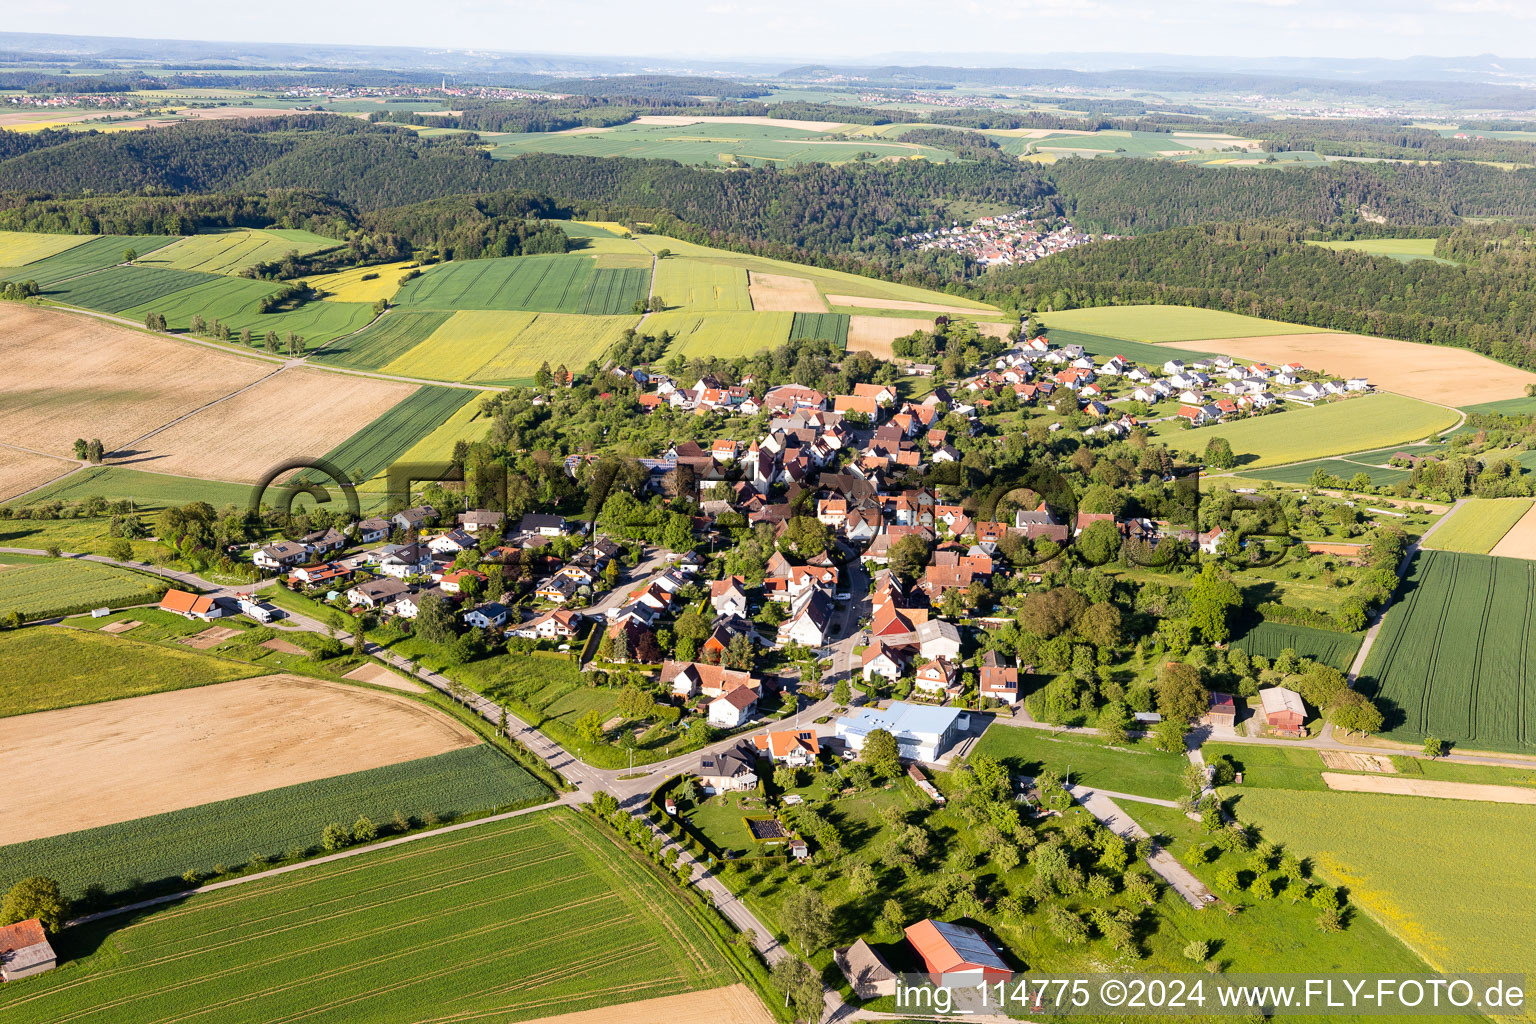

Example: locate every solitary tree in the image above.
[0,877,68,933]
[1423,736,1445,759]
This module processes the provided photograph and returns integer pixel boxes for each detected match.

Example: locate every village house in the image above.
[463,602,508,629]
[692,742,759,793]
[391,506,438,533]
[253,540,308,571]
[346,577,411,610]
[708,685,760,728]
[753,728,821,766]
[913,658,961,698]
[427,528,478,556]
[980,650,1020,704]
[507,608,584,640]
[862,641,911,683]
[518,513,569,537]
[457,509,505,535]
[709,577,750,618]
[661,661,759,699]
[354,517,391,544]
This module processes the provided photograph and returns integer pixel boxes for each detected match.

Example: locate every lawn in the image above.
[136,228,337,275]
[0,556,170,621]
[43,265,219,313]
[1230,620,1362,672]
[308,309,453,370]
[1421,497,1534,554]
[645,310,795,360]
[1360,550,1536,751]
[1040,305,1326,343]
[380,309,539,379]
[0,229,93,266]
[654,258,751,310]
[393,254,648,315]
[1153,395,1460,469]
[303,385,480,485]
[1306,238,1451,264]
[1232,788,1536,976]
[470,313,639,382]
[0,810,738,1024]
[303,259,421,303]
[0,744,547,900]
[0,626,261,716]
[7,234,179,286]
[970,724,1191,801]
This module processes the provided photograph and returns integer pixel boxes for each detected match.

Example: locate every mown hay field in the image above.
[304,259,421,303]
[309,310,453,370]
[0,673,479,846]
[1,234,178,285]
[0,626,259,716]
[1421,498,1534,554]
[845,314,931,358]
[1232,620,1362,672]
[0,304,274,458]
[747,271,827,312]
[136,228,337,275]
[0,230,93,266]
[1234,788,1536,976]
[1041,305,1326,343]
[0,810,739,1024]
[0,557,169,622]
[395,254,648,315]
[127,366,415,484]
[0,744,545,899]
[1151,394,1460,469]
[645,310,795,360]
[309,385,479,484]
[1361,550,1536,750]
[653,258,750,310]
[380,310,539,379]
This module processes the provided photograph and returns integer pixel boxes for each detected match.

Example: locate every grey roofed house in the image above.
[836,939,898,999]
[693,741,759,790]
[518,513,568,536]
[458,509,505,531]
[348,577,411,606]
[0,919,57,981]
[391,506,438,532]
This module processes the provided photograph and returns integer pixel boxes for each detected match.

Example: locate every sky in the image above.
[9,0,1536,62]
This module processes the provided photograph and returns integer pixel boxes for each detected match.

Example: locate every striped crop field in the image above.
[6,234,179,286]
[1231,620,1362,673]
[359,398,493,489]
[0,230,94,266]
[307,385,480,484]
[1422,498,1534,554]
[394,255,648,315]
[382,310,539,380]
[653,258,750,310]
[309,310,453,370]
[0,744,547,899]
[43,266,219,313]
[788,311,850,347]
[472,313,639,382]
[644,310,795,360]
[1360,550,1536,750]
[136,229,337,275]
[0,810,737,1024]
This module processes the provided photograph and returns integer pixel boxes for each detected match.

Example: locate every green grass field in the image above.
[1306,238,1451,264]
[380,309,539,379]
[119,275,377,347]
[1205,743,1536,792]
[42,265,220,313]
[394,254,648,315]
[788,311,850,347]
[1360,550,1536,750]
[653,258,749,310]
[0,626,260,716]
[308,310,453,370]
[0,557,170,621]
[644,310,795,360]
[8,467,256,511]
[0,744,547,899]
[137,228,336,275]
[305,386,479,485]
[0,230,93,266]
[4,234,179,285]
[1250,458,1412,487]
[1230,620,1363,672]
[1234,788,1536,975]
[1462,396,1536,418]
[472,313,639,382]
[1153,395,1460,469]
[1041,305,1326,343]
[1422,498,1534,553]
[1038,327,1215,367]
[0,810,737,1024]
[970,724,1190,800]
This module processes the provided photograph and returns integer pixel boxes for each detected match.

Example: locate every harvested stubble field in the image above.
[747,271,827,312]
[309,309,453,370]
[0,447,74,502]
[845,314,932,358]
[653,259,750,310]
[0,744,545,898]
[1491,504,1536,560]
[1040,305,1324,343]
[0,229,93,266]
[0,626,260,717]
[380,309,539,379]
[0,810,741,1024]
[4,234,178,286]
[644,310,794,359]
[307,385,479,484]
[137,228,336,275]
[0,673,478,844]
[517,986,771,1024]
[1235,788,1536,976]
[1423,498,1534,554]
[1196,332,1536,406]
[343,662,424,692]
[1361,550,1536,749]
[0,305,275,457]
[395,254,648,315]
[125,366,416,483]
[1319,773,1536,803]
[0,558,169,621]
